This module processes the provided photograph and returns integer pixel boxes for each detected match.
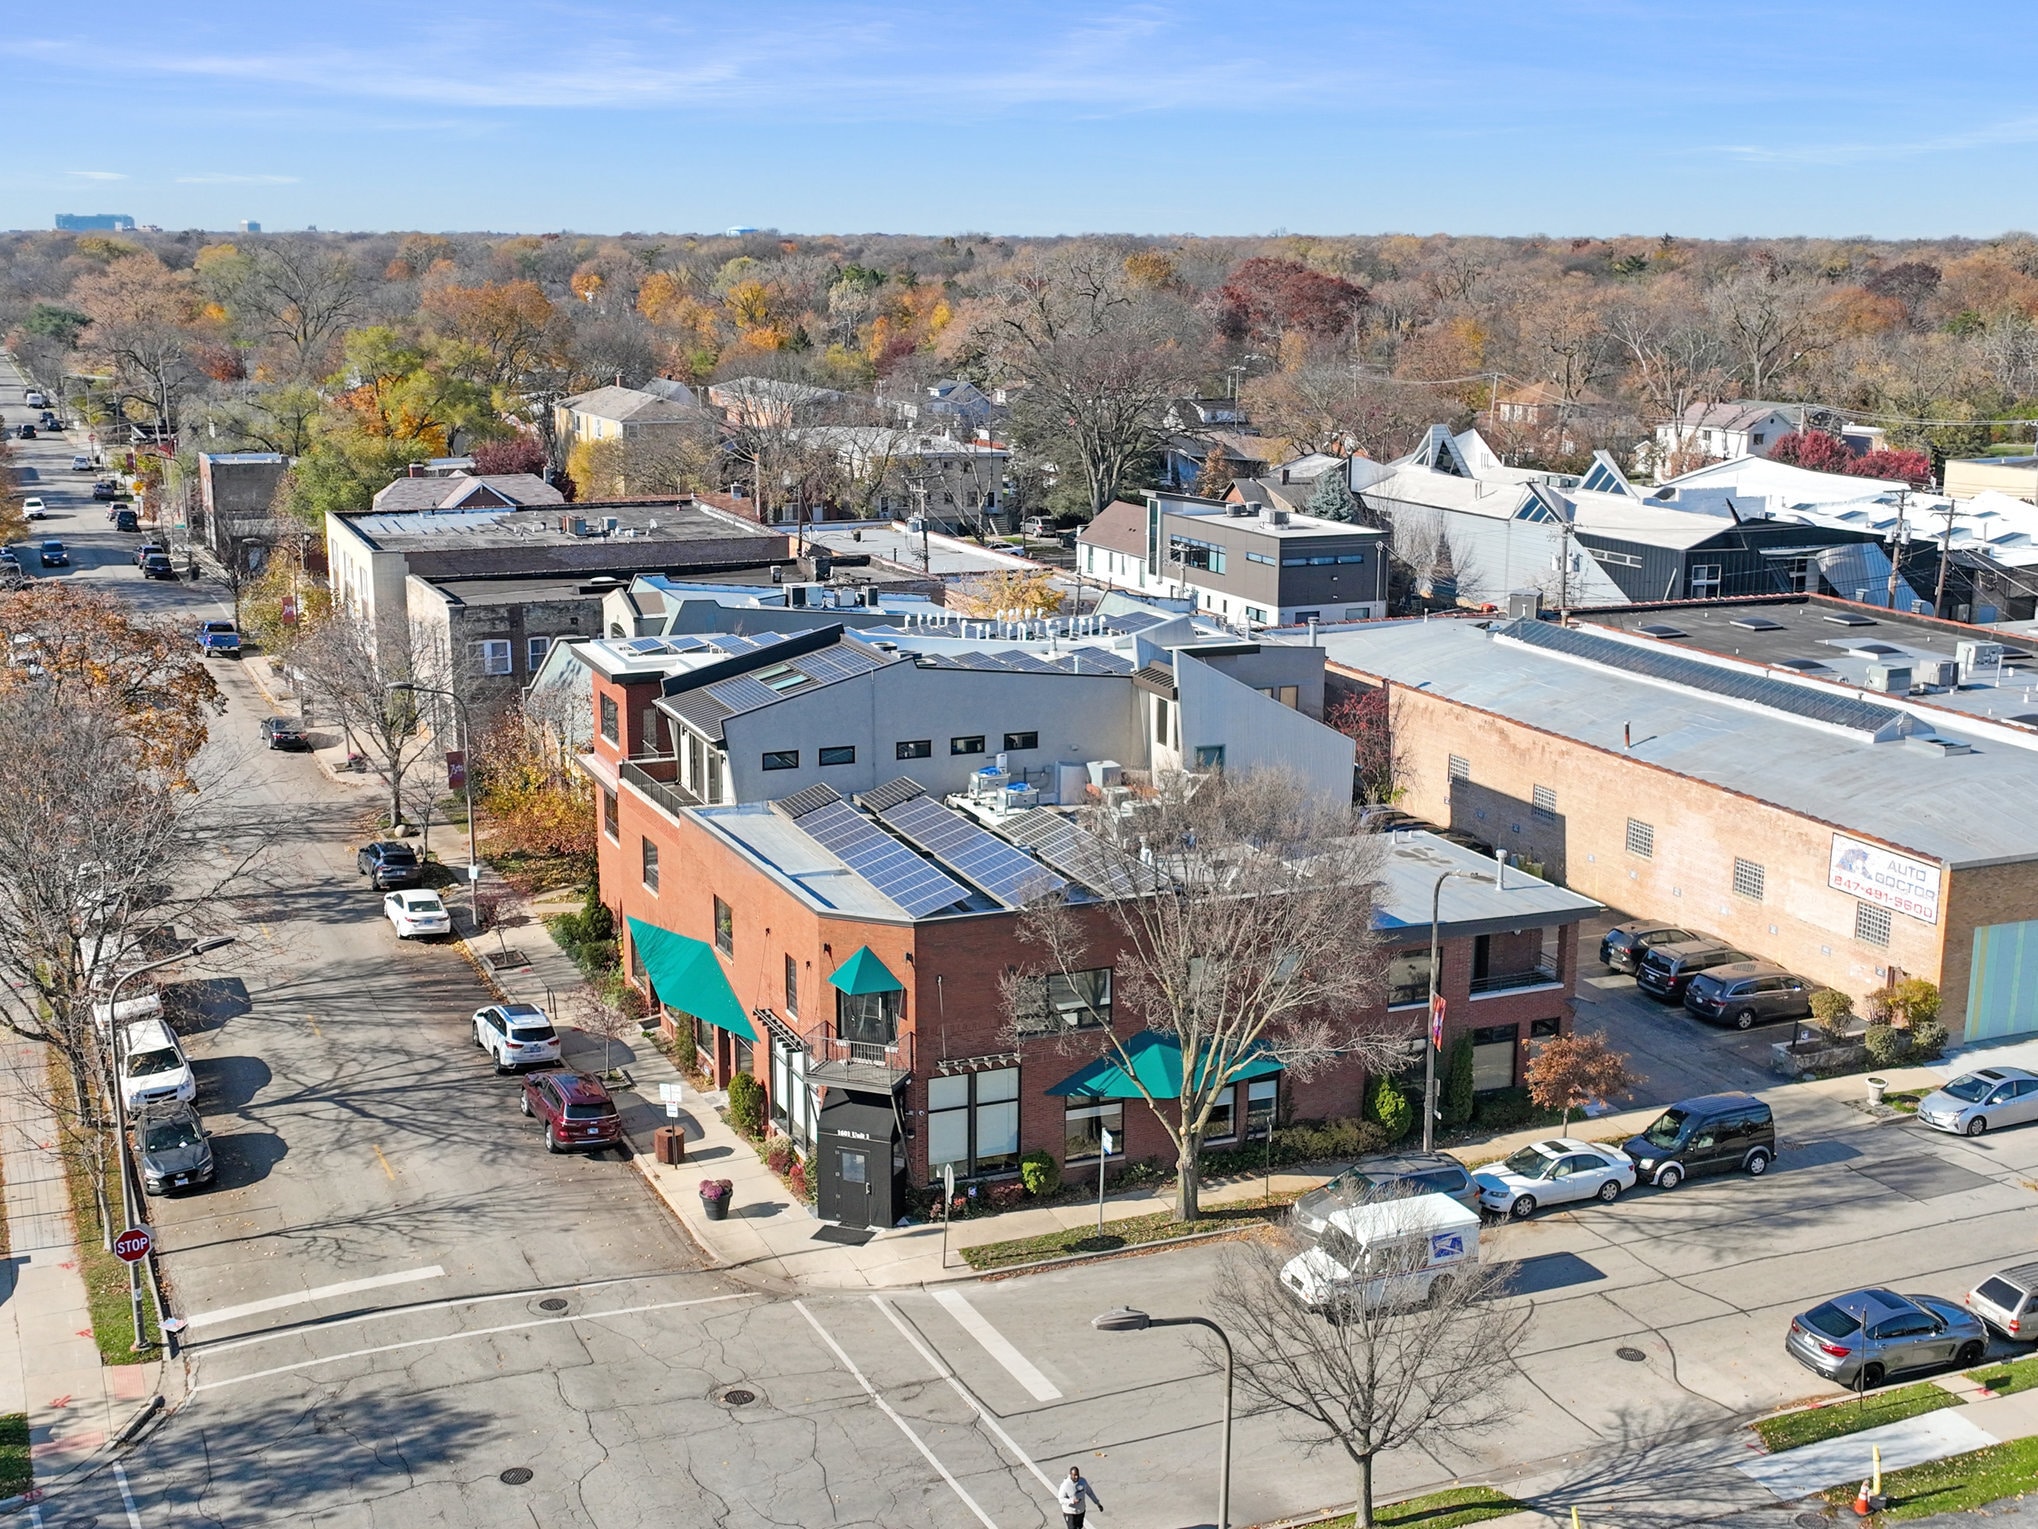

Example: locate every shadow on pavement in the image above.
[207,1128,287,1191]
[1504,1250,1608,1295]
[194,1055,273,1113]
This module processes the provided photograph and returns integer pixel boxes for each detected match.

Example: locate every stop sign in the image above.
[113,1227,152,1263]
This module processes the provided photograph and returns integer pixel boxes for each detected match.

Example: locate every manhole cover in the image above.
[538,1298,569,1312]
[1797,1515,1831,1527]
[720,1388,756,1406]
[1615,1346,1647,1362]
[499,1467,534,1486]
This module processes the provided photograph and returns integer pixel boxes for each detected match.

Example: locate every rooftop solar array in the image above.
[1496,618,1906,735]
[998,810,1153,898]
[771,784,974,918]
[877,793,1067,905]
[854,776,927,813]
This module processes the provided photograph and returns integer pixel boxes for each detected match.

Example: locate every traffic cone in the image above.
[1854,1479,1873,1517]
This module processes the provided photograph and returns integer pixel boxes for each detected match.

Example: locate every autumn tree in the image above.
[475,703,597,874]
[1524,1031,1636,1130]
[70,252,206,433]
[469,432,548,477]
[1707,263,1831,396]
[291,608,453,830]
[1193,443,1232,498]
[1213,256,1370,355]
[422,279,560,387]
[1768,429,1855,473]
[202,241,362,377]
[1326,684,1401,804]
[947,568,1066,619]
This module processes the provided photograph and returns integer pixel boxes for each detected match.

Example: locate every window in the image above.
[1595,549,1643,569]
[1084,545,1095,573]
[1246,1078,1278,1139]
[928,1067,1021,1177]
[1752,433,1766,446]
[600,694,620,743]
[818,745,856,767]
[1855,902,1892,947]
[1259,686,1299,709]
[601,788,618,841]
[1002,732,1038,751]
[1245,551,1276,566]
[1245,606,1269,624]
[950,735,985,755]
[836,987,901,1048]
[770,1037,812,1150]
[713,896,733,956]
[784,954,799,1019]
[1626,818,1654,858]
[1733,858,1766,901]
[1688,564,1722,599]
[761,750,799,771]
[527,635,551,671]
[1154,698,1172,746]
[1447,754,1470,783]
[640,836,660,892]
[896,739,932,760]
[1017,969,1112,1034]
[1386,951,1433,1008]
[1532,785,1557,822]
[474,639,512,676]
[1471,1024,1518,1091]
[1193,744,1226,770]
[1065,1098,1123,1161]
[1168,534,1227,574]
[1204,1086,1237,1143]
[1530,1015,1561,1039]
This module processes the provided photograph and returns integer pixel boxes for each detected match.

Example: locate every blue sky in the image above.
[2,1,2032,238]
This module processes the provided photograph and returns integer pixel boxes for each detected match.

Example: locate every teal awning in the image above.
[628,918,756,1040]
[828,946,903,997]
[1047,1032,1284,1100]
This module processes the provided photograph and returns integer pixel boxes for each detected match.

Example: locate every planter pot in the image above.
[701,1194,729,1222]
[1770,1039,1869,1078]
[1866,1077,1888,1104]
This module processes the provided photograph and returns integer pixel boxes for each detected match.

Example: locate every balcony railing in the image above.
[1468,960,1561,997]
[803,1022,914,1091]
[619,757,699,820]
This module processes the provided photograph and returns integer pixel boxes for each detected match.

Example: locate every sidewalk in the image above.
[237,654,387,797]
[0,1036,162,1493]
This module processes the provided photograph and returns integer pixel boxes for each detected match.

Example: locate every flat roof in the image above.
[1375,832,1601,939]
[1315,616,2038,869]
[344,501,761,553]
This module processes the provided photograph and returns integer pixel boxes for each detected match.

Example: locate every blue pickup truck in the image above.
[197,620,241,657]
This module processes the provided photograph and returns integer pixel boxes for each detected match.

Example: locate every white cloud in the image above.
[175,173,301,184]
[64,169,126,180]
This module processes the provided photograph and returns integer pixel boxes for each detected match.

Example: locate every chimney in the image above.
[1280,467,1290,484]
[407,462,425,478]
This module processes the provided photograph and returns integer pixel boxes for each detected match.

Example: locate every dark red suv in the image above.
[520,1071,623,1153]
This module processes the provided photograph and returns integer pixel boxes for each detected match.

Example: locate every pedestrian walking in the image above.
[1057,1465,1102,1529]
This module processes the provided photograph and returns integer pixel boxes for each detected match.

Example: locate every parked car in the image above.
[38,413,60,430]
[1682,963,1815,1030]
[384,889,450,938]
[15,424,34,439]
[259,716,309,750]
[1280,1193,1480,1315]
[1290,1151,1482,1238]
[141,553,176,580]
[1472,1138,1635,1220]
[1599,921,1703,974]
[1787,1288,1987,1388]
[1622,1093,1775,1188]
[134,542,166,567]
[1969,1262,2038,1341]
[69,454,91,472]
[474,1003,561,1072]
[92,479,117,500]
[1916,1066,2038,1137]
[357,840,422,888]
[114,509,139,532]
[521,1070,623,1153]
[135,1101,214,1195]
[24,391,45,408]
[1020,516,1057,538]
[21,497,45,520]
[116,1016,197,1111]
[1635,938,1752,1003]
[199,619,241,656]
[0,551,21,574]
[37,540,67,568]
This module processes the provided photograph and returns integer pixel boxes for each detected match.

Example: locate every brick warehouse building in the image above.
[580,636,1598,1226]
[1316,605,2038,1043]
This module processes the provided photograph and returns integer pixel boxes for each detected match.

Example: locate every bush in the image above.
[762,1134,795,1174]
[1181,1117,1391,1182]
[985,1180,1028,1211]
[1366,1073,1413,1142]
[1440,1033,1476,1129]
[1019,1150,1060,1197]
[1910,1018,1948,1061]
[1809,989,1856,1040]
[1888,978,1941,1029]
[1473,1086,1535,1130]
[727,1071,766,1139]
[1863,1024,1910,1069]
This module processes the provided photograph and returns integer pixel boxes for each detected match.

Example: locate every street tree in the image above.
[290,607,453,829]
[1006,770,1392,1221]
[225,242,363,377]
[70,252,206,434]
[947,568,1065,619]
[1214,1226,1531,1527]
[1524,1031,1636,1130]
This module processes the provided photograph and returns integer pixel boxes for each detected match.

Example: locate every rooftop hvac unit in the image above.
[603,516,619,535]
[1915,658,1957,688]
[1957,640,2004,683]
[1227,504,1256,517]
[1864,663,1912,693]
[1267,507,1291,526]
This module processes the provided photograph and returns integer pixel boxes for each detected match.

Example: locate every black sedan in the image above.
[260,717,311,751]
[1599,921,1702,974]
[141,553,177,580]
[38,540,68,568]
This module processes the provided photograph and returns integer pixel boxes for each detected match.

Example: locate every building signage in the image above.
[1828,834,1940,926]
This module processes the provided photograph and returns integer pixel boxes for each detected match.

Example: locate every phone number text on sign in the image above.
[1828,833,1941,926]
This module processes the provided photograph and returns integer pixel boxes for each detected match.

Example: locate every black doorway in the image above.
[817,1092,902,1229]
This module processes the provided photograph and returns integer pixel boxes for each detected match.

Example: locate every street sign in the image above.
[113,1227,152,1263]
[658,1083,685,1101]
[466,864,483,881]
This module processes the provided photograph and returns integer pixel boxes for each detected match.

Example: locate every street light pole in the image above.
[1423,869,1479,1153]
[386,681,479,926]
[1092,1308,1232,1529]
[103,936,235,1351]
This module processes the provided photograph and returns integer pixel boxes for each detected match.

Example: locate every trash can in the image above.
[654,1126,686,1166]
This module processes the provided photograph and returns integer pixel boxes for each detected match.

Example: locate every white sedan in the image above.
[384,889,451,939]
[1473,1138,1636,1220]
[21,498,45,519]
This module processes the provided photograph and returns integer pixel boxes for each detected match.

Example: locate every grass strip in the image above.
[1966,1351,2038,1396]
[1754,1381,1965,1452]
[1883,1089,1928,1114]
[47,1056,149,1365]
[1822,1435,2038,1521]
[1312,1485,1524,1528]
[959,1195,1291,1271]
[0,1413,27,1499]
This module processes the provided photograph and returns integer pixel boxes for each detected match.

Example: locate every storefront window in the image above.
[1472,1024,1519,1091]
[1246,1078,1279,1139]
[929,1067,1020,1177]
[1203,1087,1237,1143]
[1064,1098,1123,1161]
[769,1038,812,1149]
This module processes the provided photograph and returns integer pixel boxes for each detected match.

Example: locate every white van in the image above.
[1280,1192,1480,1315]
[116,1016,195,1111]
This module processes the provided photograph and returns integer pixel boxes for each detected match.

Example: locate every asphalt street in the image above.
[8,359,2038,1528]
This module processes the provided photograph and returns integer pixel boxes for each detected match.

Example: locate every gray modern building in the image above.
[196,452,289,565]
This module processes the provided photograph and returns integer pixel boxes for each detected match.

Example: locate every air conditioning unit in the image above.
[1267,507,1291,526]
[1915,658,1957,687]
[1957,640,2004,683]
[1864,663,1912,693]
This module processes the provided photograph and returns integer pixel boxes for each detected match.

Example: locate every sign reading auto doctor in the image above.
[1829,834,1941,926]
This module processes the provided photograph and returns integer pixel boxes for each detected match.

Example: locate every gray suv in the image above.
[1289,1151,1480,1239]
[1787,1288,1987,1387]
[136,1101,214,1195]
[1682,962,1814,1029]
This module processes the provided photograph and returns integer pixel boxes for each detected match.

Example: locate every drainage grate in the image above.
[538,1298,569,1312]
[720,1388,756,1407]
[499,1468,534,1486]
[1615,1346,1647,1362]
[1797,1515,1831,1527]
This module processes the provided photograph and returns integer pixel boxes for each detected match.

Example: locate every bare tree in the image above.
[1384,505,1482,607]
[232,243,362,377]
[1005,770,1392,1222]
[291,609,452,829]
[1605,296,1730,462]
[1706,265,1831,398]
[1214,1225,1530,1527]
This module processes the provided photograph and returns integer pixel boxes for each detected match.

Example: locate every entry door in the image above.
[833,1145,873,1228]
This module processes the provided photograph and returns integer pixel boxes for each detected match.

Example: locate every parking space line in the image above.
[371,1144,396,1180]
[932,1288,1063,1401]
[794,1300,999,1529]
[113,1463,142,1529]
[872,1296,1057,1494]
[184,1265,448,1331]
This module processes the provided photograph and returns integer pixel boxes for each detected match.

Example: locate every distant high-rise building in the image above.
[240,220,262,233]
[55,213,136,231]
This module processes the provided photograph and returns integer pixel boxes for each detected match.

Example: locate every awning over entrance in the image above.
[828,946,903,997]
[627,917,757,1040]
[817,1095,898,1141]
[1047,1032,1284,1100]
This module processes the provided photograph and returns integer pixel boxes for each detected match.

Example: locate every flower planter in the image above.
[1866,1076,1888,1104]
[1770,1038,1868,1078]
[699,1178,733,1222]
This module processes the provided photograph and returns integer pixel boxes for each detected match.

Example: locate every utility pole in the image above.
[1886,490,1909,610]
[1933,500,1958,619]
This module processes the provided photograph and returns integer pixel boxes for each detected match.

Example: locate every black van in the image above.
[1622,1093,1775,1189]
[114,508,140,533]
[1635,938,1750,1002]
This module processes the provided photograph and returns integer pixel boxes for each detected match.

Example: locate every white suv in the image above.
[473,1003,560,1072]
[118,1016,197,1111]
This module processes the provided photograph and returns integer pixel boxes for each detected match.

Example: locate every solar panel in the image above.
[774,783,844,820]
[878,794,1066,905]
[796,801,974,917]
[999,811,1151,898]
[855,776,926,813]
